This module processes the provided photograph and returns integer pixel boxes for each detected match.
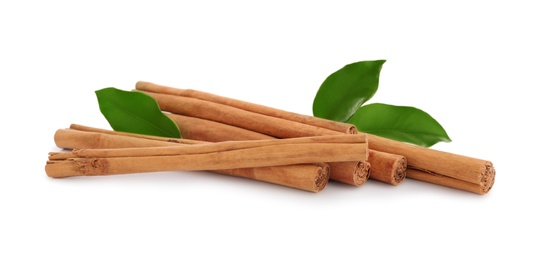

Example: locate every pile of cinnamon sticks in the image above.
[45,81,496,194]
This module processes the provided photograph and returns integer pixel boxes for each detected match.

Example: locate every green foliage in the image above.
[95,87,181,138]
[313,60,385,122]
[348,103,451,147]
[313,60,450,147]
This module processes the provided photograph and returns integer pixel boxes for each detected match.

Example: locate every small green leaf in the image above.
[313,60,386,122]
[96,87,182,138]
[347,103,451,147]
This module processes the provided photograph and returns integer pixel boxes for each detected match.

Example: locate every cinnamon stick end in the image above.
[479,161,496,194]
[46,158,111,178]
[346,126,358,135]
[313,163,331,192]
[135,81,150,89]
[45,160,83,178]
[391,156,407,186]
[353,161,371,186]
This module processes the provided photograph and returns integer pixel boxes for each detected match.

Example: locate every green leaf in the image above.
[95,87,182,138]
[313,60,386,122]
[347,103,451,147]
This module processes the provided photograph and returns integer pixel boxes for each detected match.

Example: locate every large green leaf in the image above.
[96,87,182,138]
[313,60,385,122]
[348,103,451,147]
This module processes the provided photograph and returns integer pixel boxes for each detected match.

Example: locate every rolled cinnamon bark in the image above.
[406,169,494,195]
[47,133,367,179]
[67,124,373,188]
[138,91,338,138]
[51,127,333,192]
[136,81,357,134]
[158,114,273,142]
[54,128,195,150]
[368,135,495,194]
[52,134,366,159]
[136,82,495,194]
[367,150,406,186]
[69,124,204,144]
[218,163,330,192]
[168,114,402,186]
[137,90,371,186]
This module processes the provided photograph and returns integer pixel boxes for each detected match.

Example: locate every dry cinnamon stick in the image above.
[52,133,367,159]
[406,169,493,195]
[367,150,406,186]
[46,133,367,179]
[168,114,405,186]
[50,127,334,192]
[136,81,495,194]
[158,114,273,142]
[69,123,373,186]
[138,91,338,138]
[136,90,371,186]
[54,128,198,150]
[367,135,495,194]
[136,81,357,134]
[68,124,206,144]
[136,83,402,186]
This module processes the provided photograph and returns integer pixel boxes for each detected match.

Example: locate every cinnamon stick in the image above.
[54,128,196,150]
[51,127,332,192]
[136,81,495,194]
[168,114,406,186]
[136,83,403,185]
[68,123,205,144]
[46,134,367,178]
[368,135,495,194]
[136,90,371,186]
[406,169,494,195]
[136,81,357,134]
[52,133,367,159]
[70,123,373,186]
[138,91,338,138]
[158,114,273,142]
[367,150,406,186]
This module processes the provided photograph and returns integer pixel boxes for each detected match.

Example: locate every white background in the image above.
[1,0,536,259]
